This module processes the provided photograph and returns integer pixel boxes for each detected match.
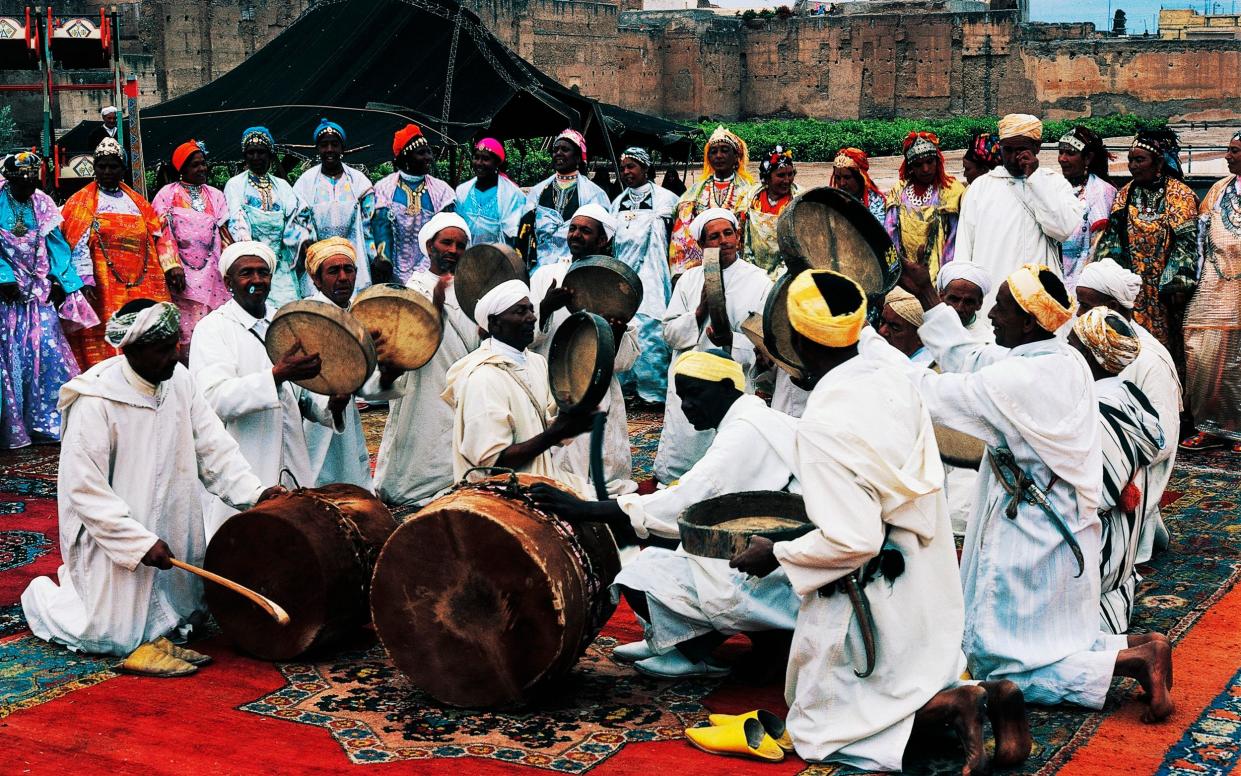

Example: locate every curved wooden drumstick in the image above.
[170,559,291,626]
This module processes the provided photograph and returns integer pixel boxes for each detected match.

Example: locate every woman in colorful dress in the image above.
[372,123,456,284]
[961,132,1002,185]
[1057,126,1117,293]
[152,139,233,353]
[224,126,314,309]
[1095,129,1199,353]
[1181,131,1241,452]
[523,129,609,270]
[884,131,965,282]
[830,147,885,223]
[61,139,177,369]
[456,138,526,248]
[668,125,754,276]
[0,152,93,448]
[743,145,799,274]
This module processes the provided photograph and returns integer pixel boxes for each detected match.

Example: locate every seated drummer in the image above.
[532,203,641,495]
[532,351,800,679]
[300,237,402,490]
[21,301,284,676]
[442,279,593,485]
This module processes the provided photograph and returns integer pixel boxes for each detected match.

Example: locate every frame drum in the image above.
[455,243,528,324]
[777,186,901,295]
[548,311,616,414]
[561,255,643,323]
[349,283,443,370]
[266,299,377,395]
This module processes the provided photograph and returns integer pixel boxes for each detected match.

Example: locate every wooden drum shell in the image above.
[204,484,396,660]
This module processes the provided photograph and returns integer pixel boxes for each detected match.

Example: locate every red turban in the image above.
[833,147,882,198]
[172,140,202,172]
[393,124,428,157]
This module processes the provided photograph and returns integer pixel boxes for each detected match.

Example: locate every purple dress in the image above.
[0,183,85,448]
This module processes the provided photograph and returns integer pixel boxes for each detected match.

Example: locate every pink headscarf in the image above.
[475,137,505,163]
[555,129,588,161]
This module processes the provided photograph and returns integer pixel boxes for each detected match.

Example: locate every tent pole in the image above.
[449,144,459,188]
[588,103,620,189]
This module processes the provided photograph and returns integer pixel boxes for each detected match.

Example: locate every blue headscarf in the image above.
[314,118,347,147]
[241,126,275,151]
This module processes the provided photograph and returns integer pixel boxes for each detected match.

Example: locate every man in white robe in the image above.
[22,301,279,674]
[299,237,383,489]
[955,114,1085,311]
[442,279,591,486]
[897,259,1174,722]
[531,203,639,495]
[533,351,801,679]
[1068,307,1164,633]
[369,213,480,506]
[936,260,995,345]
[654,208,772,483]
[732,270,1030,773]
[190,242,330,539]
[1076,258,1182,562]
[523,129,609,270]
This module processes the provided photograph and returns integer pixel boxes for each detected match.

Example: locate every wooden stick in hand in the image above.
[170,559,290,626]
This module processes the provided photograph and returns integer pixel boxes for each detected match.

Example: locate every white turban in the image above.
[473,279,530,330]
[1077,259,1141,310]
[689,207,738,244]
[570,203,617,241]
[417,211,471,257]
[219,240,277,279]
[101,106,117,118]
[936,260,993,297]
[105,302,180,350]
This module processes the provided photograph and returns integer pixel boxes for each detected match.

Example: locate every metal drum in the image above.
[561,255,643,323]
[369,473,621,708]
[266,299,377,395]
[349,283,443,370]
[776,186,900,295]
[204,485,397,660]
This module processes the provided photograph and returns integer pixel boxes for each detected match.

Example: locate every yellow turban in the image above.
[672,350,745,391]
[998,113,1042,141]
[1073,307,1141,375]
[700,125,755,186]
[1007,264,1076,333]
[884,287,924,327]
[786,270,867,348]
[305,237,356,276]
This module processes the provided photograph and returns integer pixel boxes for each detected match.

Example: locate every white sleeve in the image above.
[457,367,520,469]
[662,274,703,351]
[954,185,976,264]
[188,329,283,423]
[1022,171,1087,243]
[918,303,1011,373]
[189,382,265,510]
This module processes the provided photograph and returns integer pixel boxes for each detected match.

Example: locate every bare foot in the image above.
[980,680,1031,767]
[1116,640,1175,723]
[1127,633,1172,689]
[914,685,992,776]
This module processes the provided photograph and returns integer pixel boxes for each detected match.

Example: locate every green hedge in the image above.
[700,114,1167,163]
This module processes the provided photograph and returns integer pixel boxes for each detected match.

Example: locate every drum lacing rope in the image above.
[458,469,610,644]
[298,489,377,604]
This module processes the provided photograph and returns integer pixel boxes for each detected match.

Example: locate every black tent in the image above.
[58,0,695,169]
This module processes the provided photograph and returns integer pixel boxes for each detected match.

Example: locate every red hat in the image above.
[172,139,203,171]
[393,124,428,157]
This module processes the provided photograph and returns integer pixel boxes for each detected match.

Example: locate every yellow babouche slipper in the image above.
[151,636,213,666]
[706,709,794,752]
[685,716,785,762]
[119,642,199,678]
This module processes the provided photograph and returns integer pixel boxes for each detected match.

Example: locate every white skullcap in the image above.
[936,260,993,297]
[1077,259,1141,310]
[689,207,738,243]
[101,106,118,117]
[571,203,617,241]
[418,211,471,258]
[219,240,277,279]
[473,279,530,330]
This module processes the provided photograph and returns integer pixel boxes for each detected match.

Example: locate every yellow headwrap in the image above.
[701,125,755,186]
[305,237,356,277]
[786,270,867,348]
[1072,307,1141,374]
[884,287,924,327]
[998,113,1043,141]
[672,350,745,391]
[1007,263,1076,333]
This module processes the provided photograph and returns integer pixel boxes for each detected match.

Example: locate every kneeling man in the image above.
[22,301,281,675]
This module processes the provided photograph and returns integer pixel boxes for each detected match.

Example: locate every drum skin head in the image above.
[678,491,812,560]
[549,311,616,413]
[266,299,377,395]
[934,424,986,469]
[762,272,808,379]
[776,186,900,295]
[350,283,443,370]
[562,255,643,323]
[456,244,528,323]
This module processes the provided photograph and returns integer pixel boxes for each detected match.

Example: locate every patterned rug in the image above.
[1,422,1239,775]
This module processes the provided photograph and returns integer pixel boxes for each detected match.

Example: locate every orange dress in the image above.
[61,183,175,368]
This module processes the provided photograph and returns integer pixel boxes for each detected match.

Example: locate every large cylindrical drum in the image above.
[370,474,620,708]
[204,484,396,660]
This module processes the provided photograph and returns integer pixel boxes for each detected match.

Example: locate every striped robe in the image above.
[1096,377,1164,634]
